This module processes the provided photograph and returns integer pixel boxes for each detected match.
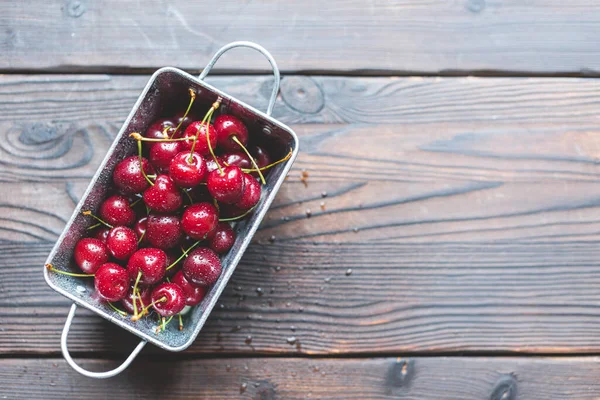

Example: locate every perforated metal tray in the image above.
[43,42,298,378]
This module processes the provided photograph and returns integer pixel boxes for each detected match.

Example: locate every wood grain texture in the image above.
[4,357,600,399]
[3,1,600,74]
[3,75,600,355]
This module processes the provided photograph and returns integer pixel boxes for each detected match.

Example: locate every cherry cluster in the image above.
[47,90,290,332]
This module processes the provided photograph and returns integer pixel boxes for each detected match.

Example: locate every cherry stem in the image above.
[178,314,184,331]
[232,136,266,184]
[156,316,173,333]
[108,302,128,317]
[133,137,154,186]
[136,288,146,312]
[201,99,222,169]
[171,89,196,138]
[189,99,221,165]
[182,188,193,205]
[86,222,101,231]
[131,296,167,322]
[129,197,143,208]
[132,271,142,319]
[166,241,201,271]
[219,205,257,222]
[132,135,191,143]
[241,148,293,173]
[137,230,146,244]
[82,211,113,229]
[46,263,94,278]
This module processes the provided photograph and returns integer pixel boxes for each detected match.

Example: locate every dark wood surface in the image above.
[4,357,600,399]
[3,74,600,359]
[4,1,600,75]
[4,1,600,398]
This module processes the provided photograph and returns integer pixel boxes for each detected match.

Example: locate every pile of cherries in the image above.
[47,90,290,332]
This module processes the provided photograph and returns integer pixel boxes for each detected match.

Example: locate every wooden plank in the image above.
[3,1,600,74]
[3,74,600,355]
[3,357,600,399]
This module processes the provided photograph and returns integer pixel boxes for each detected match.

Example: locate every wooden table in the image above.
[3,1,600,398]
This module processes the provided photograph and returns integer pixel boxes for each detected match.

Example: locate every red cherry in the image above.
[133,217,148,245]
[99,195,136,227]
[250,145,271,178]
[74,238,109,274]
[94,263,130,302]
[93,227,110,243]
[181,203,218,240]
[206,157,221,173]
[169,151,207,188]
[113,156,155,195]
[217,203,245,219]
[208,222,235,254]
[252,145,271,169]
[213,114,249,152]
[181,122,217,156]
[173,111,196,132]
[172,271,207,306]
[183,247,222,286]
[221,151,252,169]
[235,173,261,210]
[106,226,138,260]
[207,166,245,204]
[146,214,182,250]
[145,118,176,140]
[164,252,180,278]
[149,141,182,172]
[121,285,152,314]
[151,283,186,317]
[126,248,167,285]
[143,174,183,213]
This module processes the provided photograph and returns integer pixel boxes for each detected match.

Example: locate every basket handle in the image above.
[199,41,280,116]
[61,304,147,379]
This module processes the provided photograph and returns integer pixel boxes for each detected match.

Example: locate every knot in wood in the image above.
[66,0,86,18]
[280,77,324,114]
[18,122,65,145]
[386,359,414,392]
[466,0,486,13]
[490,374,517,400]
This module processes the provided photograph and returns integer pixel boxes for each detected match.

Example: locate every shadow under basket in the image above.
[43,42,299,378]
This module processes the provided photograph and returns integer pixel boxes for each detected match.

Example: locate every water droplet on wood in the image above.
[287,336,297,345]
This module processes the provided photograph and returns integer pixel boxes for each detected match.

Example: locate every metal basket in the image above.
[43,42,299,378]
